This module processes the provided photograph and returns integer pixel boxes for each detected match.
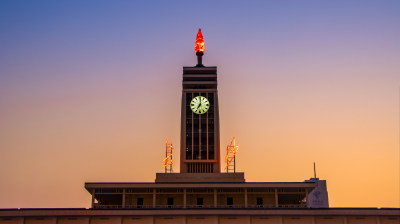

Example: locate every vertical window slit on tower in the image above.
[185,90,217,173]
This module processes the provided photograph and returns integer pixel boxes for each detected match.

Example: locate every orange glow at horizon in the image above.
[195,29,205,53]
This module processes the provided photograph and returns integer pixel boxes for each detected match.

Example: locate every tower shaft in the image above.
[180,66,220,173]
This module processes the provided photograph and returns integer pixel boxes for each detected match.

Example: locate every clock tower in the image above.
[180,29,220,173]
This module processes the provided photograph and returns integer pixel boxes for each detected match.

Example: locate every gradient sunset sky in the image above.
[0,0,399,208]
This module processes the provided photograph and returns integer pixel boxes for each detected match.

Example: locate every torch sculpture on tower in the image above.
[195,29,205,67]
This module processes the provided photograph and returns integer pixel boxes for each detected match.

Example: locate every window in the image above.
[137,198,143,208]
[227,197,233,207]
[167,197,174,208]
[257,197,263,208]
[197,197,203,207]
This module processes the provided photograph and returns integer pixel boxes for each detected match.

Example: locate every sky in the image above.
[0,0,399,208]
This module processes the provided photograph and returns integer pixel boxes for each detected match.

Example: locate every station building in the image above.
[0,30,398,224]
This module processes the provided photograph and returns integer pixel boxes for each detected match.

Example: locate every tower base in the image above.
[155,172,245,183]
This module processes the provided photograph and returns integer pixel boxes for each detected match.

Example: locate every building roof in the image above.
[84,181,316,194]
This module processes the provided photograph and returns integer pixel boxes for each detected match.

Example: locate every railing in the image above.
[125,205,155,209]
[93,204,307,209]
[94,205,123,209]
[278,204,307,208]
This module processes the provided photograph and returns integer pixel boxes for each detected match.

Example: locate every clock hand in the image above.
[197,98,202,109]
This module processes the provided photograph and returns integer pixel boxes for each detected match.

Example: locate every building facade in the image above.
[1,208,399,224]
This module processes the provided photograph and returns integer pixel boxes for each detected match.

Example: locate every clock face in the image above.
[190,96,210,114]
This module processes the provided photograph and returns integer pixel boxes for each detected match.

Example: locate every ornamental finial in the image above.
[195,29,205,53]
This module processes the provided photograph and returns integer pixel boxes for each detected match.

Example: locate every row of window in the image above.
[130,197,265,207]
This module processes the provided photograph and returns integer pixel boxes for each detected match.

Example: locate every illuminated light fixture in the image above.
[163,138,174,173]
[195,29,205,53]
[224,135,239,173]
[195,29,205,67]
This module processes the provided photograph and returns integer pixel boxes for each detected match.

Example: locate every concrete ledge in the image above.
[155,173,245,183]
[1,208,399,217]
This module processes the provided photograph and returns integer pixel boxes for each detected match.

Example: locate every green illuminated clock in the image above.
[190,96,210,114]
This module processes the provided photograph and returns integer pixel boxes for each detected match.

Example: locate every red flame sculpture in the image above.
[195,29,205,53]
